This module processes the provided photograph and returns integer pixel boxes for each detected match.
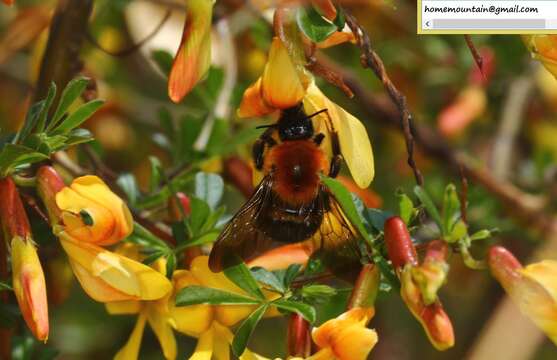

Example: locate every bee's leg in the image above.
[329,131,343,178]
[313,133,325,146]
[252,128,276,170]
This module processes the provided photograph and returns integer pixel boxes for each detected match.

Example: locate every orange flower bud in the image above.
[0,178,49,341]
[437,85,487,138]
[248,242,311,271]
[2,0,14,5]
[36,166,66,225]
[524,35,557,79]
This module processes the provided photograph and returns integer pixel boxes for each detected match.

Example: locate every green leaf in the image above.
[301,284,337,304]
[151,49,174,76]
[35,82,57,133]
[251,267,285,293]
[188,197,211,235]
[232,303,269,357]
[16,100,46,143]
[442,184,460,235]
[321,176,371,242]
[363,208,393,233]
[273,299,316,323]
[129,221,170,250]
[224,262,265,300]
[470,229,492,241]
[0,281,12,291]
[165,252,176,278]
[414,186,443,232]
[184,231,219,247]
[117,173,140,206]
[52,99,104,134]
[50,77,90,130]
[0,144,48,176]
[448,220,467,243]
[194,172,224,210]
[296,6,338,43]
[65,128,94,147]
[149,156,163,192]
[397,191,414,225]
[175,285,260,306]
[333,5,345,30]
[282,264,302,287]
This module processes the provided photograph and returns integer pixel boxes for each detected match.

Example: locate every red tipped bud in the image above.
[411,240,450,305]
[168,192,192,221]
[487,245,523,292]
[287,313,311,357]
[36,166,66,225]
[384,216,418,269]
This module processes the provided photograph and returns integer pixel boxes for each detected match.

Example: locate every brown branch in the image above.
[344,11,424,186]
[33,0,93,114]
[464,35,484,77]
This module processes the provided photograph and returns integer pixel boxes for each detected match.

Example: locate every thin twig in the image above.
[86,9,171,57]
[459,166,469,226]
[344,12,424,186]
[464,35,484,77]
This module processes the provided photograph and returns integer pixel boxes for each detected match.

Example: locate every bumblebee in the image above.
[209,103,361,274]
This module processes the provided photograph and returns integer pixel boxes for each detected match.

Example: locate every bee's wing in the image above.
[208,176,274,272]
[310,186,362,280]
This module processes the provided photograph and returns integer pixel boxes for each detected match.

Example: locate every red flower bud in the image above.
[168,192,192,221]
[287,313,311,357]
[487,245,523,292]
[0,177,31,239]
[36,166,66,225]
[384,216,418,269]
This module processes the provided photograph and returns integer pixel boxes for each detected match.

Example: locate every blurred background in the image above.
[1,0,557,359]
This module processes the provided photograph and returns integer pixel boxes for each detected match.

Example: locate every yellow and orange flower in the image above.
[310,307,377,360]
[238,37,374,189]
[168,0,214,102]
[36,166,172,303]
[524,35,557,79]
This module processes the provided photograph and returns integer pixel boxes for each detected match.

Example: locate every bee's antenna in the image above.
[306,108,328,119]
[256,124,277,129]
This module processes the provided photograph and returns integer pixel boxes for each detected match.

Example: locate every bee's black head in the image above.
[276,103,327,141]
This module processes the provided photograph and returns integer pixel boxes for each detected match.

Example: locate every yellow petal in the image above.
[304,82,374,188]
[59,233,172,301]
[69,259,132,302]
[516,260,557,344]
[106,300,141,315]
[170,270,214,336]
[115,312,147,360]
[11,236,49,341]
[168,0,213,102]
[212,323,231,360]
[237,78,275,118]
[56,175,133,245]
[147,306,177,360]
[312,307,377,360]
[189,327,214,360]
[261,37,305,109]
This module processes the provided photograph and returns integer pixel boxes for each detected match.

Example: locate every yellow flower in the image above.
[489,246,557,345]
[0,177,48,341]
[238,37,374,188]
[36,166,172,303]
[524,35,557,79]
[55,175,133,246]
[169,256,277,359]
[106,244,176,360]
[310,307,377,360]
[168,0,214,102]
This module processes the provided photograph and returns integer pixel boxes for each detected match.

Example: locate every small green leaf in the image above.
[165,252,176,278]
[129,221,170,250]
[397,191,414,225]
[117,173,140,206]
[321,176,371,242]
[224,262,265,300]
[442,184,460,235]
[251,267,285,293]
[296,6,338,43]
[333,5,345,30]
[301,284,337,304]
[194,172,224,210]
[52,99,104,134]
[188,197,210,235]
[0,281,12,292]
[470,229,492,241]
[282,264,302,288]
[184,231,219,247]
[149,156,163,192]
[65,128,94,146]
[0,144,48,176]
[414,186,443,233]
[232,303,269,357]
[363,208,393,233]
[448,220,467,243]
[50,77,90,130]
[35,82,57,133]
[175,285,260,306]
[273,299,316,323]
[16,100,46,143]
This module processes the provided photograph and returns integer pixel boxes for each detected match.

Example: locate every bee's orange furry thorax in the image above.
[264,140,328,206]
